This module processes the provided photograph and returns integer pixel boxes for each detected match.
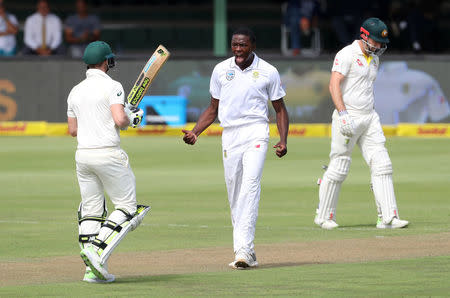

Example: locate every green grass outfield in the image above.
[0,136,449,296]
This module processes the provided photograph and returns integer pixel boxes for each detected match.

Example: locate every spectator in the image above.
[65,0,101,58]
[328,0,370,48]
[286,0,320,56]
[23,0,64,56]
[0,0,18,56]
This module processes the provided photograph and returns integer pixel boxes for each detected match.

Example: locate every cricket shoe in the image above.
[320,220,339,230]
[229,250,258,270]
[376,217,409,229]
[80,246,113,281]
[314,214,339,230]
[130,204,151,231]
[83,268,115,283]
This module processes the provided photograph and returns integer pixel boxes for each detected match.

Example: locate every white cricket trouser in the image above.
[76,147,137,224]
[321,110,399,222]
[222,122,269,255]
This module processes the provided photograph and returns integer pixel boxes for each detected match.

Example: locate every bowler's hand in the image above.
[182,129,197,145]
[273,141,287,158]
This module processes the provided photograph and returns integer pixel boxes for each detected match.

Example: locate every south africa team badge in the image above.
[226,70,235,81]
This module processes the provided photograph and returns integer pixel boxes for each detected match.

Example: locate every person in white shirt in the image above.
[23,0,64,56]
[182,27,289,269]
[67,41,149,283]
[0,0,18,56]
[315,18,409,230]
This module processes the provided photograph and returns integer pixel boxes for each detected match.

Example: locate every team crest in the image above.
[252,71,259,80]
[226,70,235,81]
[381,29,388,38]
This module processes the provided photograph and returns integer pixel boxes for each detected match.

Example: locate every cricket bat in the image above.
[126,45,170,107]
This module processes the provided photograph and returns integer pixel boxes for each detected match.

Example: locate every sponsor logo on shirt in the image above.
[334,58,339,65]
[252,71,259,80]
[226,70,235,81]
[117,90,123,96]
[255,144,260,148]
[356,59,363,66]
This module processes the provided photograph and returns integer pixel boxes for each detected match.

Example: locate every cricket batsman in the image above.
[182,27,289,269]
[315,18,409,230]
[67,41,150,283]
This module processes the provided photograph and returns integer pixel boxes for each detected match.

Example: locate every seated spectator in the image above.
[23,0,64,56]
[0,0,18,56]
[286,0,320,56]
[65,0,101,58]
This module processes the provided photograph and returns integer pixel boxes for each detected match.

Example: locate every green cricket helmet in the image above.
[360,17,389,56]
[83,41,116,69]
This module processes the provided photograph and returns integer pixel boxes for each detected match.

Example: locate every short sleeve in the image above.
[67,91,75,118]
[109,83,125,106]
[91,15,101,31]
[209,65,221,99]
[65,15,74,28]
[9,14,18,26]
[331,50,351,76]
[268,68,286,101]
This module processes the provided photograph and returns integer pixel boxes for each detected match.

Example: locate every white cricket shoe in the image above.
[376,217,409,229]
[320,220,339,230]
[229,250,258,270]
[80,246,113,281]
[83,267,115,283]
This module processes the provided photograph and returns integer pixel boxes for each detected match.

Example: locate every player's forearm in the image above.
[192,107,217,136]
[276,108,289,144]
[329,81,346,112]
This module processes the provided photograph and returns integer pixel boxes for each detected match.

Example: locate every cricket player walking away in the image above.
[182,27,289,269]
[315,18,409,230]
[67,41,150,283]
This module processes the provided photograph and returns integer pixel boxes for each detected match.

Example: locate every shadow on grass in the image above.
[259,261,328,269]
[114,274,184,284]
[338,223,376,228]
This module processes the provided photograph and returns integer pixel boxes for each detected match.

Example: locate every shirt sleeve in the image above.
[67,91,75,118]
[268,68,286,101]
[209,65,221,99]
[331,49,351,76]
[109,83,125,106]
[64,15,74,29]
[9,14,18,26]
[24,16,39,50]
[49,15,63,49]
[92,15,101,31]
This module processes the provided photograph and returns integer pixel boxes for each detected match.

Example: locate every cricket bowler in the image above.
[182,27,289,269]
[315,18,409,230]
[67,41,150,283]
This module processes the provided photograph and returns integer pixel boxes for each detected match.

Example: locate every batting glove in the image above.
[125,104,144,128]
[338,111,355,137]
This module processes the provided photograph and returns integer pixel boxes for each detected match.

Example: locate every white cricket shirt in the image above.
[209,54,286,128]
[67,69,125,149]
[331,40,379,113]
[0,13,18,52]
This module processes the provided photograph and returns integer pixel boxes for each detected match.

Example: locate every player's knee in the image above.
[324,156,351,182]
[370,149,392,176]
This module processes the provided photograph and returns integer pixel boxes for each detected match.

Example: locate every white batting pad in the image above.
[316,156,351,223]
[370,150,398,224]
